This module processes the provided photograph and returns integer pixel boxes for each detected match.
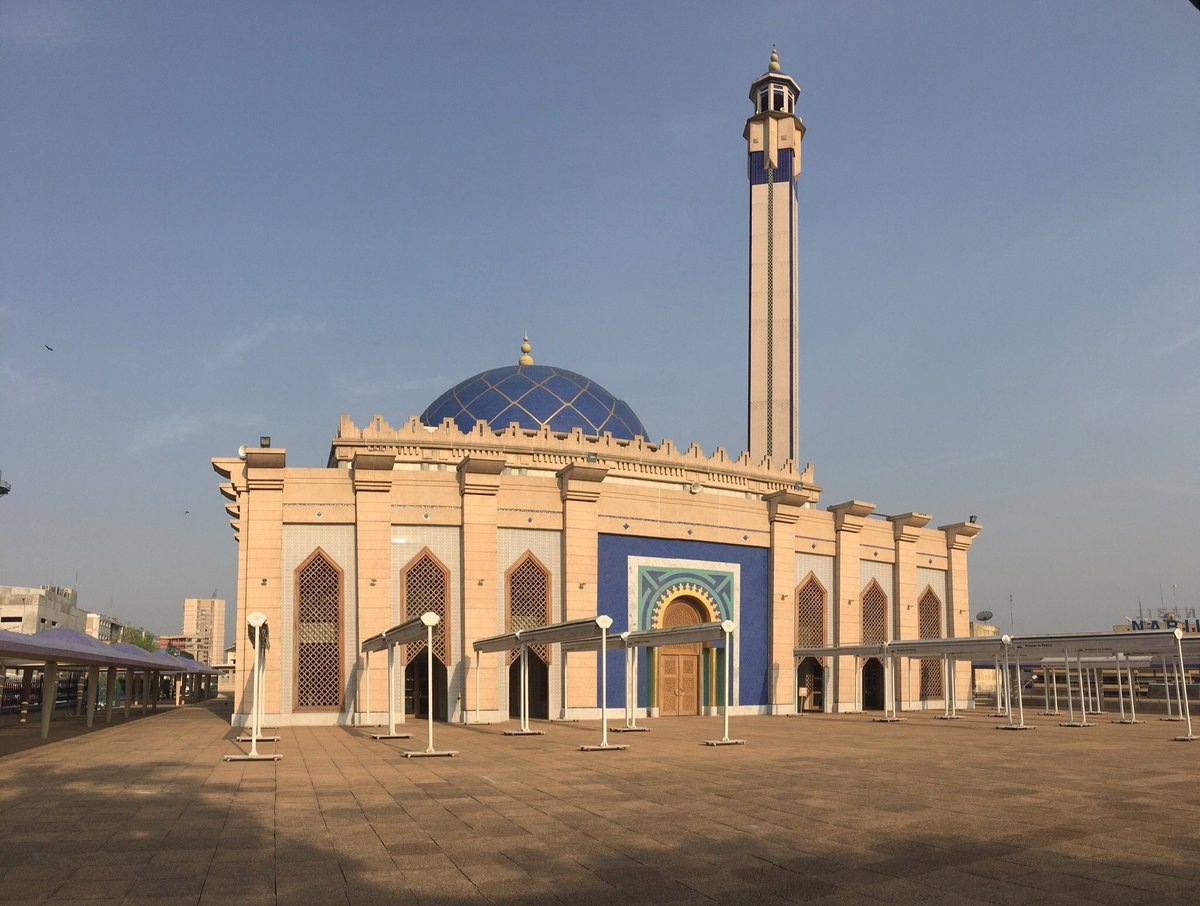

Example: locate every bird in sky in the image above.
[44,345,53,351]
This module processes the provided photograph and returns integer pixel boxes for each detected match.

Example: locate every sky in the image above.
[1,1,1197,644]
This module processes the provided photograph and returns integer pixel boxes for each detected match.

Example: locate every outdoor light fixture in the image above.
[260,436,271,448]
[585,452,599,463]
[969,514,977,524]
[260,578,267,586]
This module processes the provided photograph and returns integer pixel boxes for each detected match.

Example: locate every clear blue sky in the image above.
[2,1,1197,643]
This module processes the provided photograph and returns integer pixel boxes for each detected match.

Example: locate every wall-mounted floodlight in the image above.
[969,514,977,524]
[260,436,271,448]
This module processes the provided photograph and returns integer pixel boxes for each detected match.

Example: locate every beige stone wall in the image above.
[213,422,977,726]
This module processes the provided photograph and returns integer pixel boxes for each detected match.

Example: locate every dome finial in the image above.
[518,334,534,366]
[768,46,780,72]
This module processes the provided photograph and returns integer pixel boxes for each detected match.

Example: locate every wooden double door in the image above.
[658,653,700,716]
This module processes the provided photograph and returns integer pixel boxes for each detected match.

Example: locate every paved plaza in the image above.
[0,699,1197,905]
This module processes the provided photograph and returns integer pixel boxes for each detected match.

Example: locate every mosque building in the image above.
[212,50,980,728]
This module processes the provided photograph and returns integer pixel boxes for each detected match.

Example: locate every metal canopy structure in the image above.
[0,628,215,740]
[362,612,455,757]
[793,628,1195,740]
[471,616,626,751]
[359,615,426,741]
[793,642,893,718]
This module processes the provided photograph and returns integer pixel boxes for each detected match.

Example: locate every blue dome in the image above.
[422,364,648,440]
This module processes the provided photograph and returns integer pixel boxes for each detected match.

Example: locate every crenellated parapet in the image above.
[328,413,820,501]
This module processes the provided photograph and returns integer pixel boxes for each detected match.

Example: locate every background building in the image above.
[181,597,225,666]
[0,585,86,634]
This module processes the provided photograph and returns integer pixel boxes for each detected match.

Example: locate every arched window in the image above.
[861,580,888,645]
[401,549,449,667]
[506,552,552,665]
[295,549,342,710]
[796,573,826,648]
[918,587,943,698]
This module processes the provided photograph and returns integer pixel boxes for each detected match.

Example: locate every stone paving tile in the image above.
[4,700,1200,904]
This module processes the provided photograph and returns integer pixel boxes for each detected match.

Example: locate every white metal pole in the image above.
[387,643,396,737]
[247,625,261,758]
[1163,657,1174,717]
[474,651,480,725]
[1176,634,1193,740]
[722,628,731,740]
[630,645,640,728]
[1116,655,1126,721]
[942,655,950,717]
[521,645,530,732]
[365,650,371,726]
[1014,655,1026,727]
[1063,651,1075,724]
[1076,654,1090,726]
[1002,647,1014,727]
[599,623,609,747]
[1127,660,1138,722]
[425,623,436,753]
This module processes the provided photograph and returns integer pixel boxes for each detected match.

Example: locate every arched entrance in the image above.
[797,656,823,712]
[862,657,885,711]
[657,598,707,716]
[508,654,549,721]
[404,649,448,721]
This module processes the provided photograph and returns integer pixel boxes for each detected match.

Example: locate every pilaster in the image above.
[241,446,285,726]
[828,500,875,711]
[765,489,814,714]
[557,463,607,714]
[889,512,931,710]
[941,520,981,708]
[353,451,395,724]
[459,456,506,720]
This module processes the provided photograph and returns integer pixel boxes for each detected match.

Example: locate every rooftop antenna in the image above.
[1009,593,1015,635]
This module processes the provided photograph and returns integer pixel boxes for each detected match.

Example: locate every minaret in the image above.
[745,48,804,465]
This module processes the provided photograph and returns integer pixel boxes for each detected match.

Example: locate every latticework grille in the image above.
[402,553,448,666]
[296,553,341,709]
[861,582,887,645]
[508,555,550,665]
[796,576,826,649]
[918,588,943,698]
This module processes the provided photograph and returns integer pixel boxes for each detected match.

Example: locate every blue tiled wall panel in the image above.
[748,149,795,185]
[595,534,770,710]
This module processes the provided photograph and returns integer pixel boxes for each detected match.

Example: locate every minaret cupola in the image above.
[749,47,802,117]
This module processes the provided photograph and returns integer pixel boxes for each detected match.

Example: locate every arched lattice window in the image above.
[861,580,887,645]
[918,587,943,698]
[401,549,449,666]
[506,553,551,665]
[796,574,826,648]
[295,549,342,710]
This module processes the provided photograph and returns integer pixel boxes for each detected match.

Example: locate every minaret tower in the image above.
[745,48,804,465]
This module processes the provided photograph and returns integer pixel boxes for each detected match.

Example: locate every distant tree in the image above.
[119,627,158,652]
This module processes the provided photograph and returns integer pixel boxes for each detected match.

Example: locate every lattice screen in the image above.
[402,552,448,666]
[296,553,341,709]
[861,582,887,645]
[796,575,826,648]
[508,554,550,665]
[918,588,943,698]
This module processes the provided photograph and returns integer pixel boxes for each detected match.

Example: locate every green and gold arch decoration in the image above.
[637,566,734,630]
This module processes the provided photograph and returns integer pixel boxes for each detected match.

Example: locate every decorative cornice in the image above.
[828,500,875,534]
[763,489,812,524]
[352,451,395,493]
[889,512,931,544]
[245,448,285,469]
[557,463,608,503]
[457,455,506,497]
[329,413,820,500]
[939,521,982,552]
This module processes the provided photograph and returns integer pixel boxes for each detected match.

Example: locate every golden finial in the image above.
[518,334,534,366]
[768,46,780,72]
